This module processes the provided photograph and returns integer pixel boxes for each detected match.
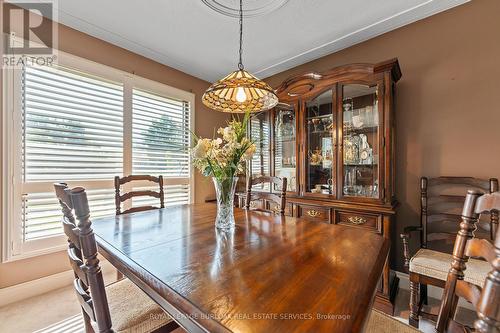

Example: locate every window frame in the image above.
[2,44,195,262]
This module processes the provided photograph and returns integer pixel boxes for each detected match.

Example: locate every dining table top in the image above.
[92,203,389,333]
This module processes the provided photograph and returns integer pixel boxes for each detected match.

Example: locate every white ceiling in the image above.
[50,0,468,82]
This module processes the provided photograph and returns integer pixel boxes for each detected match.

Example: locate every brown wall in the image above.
[265,0,500,271]
[0,8,228,287]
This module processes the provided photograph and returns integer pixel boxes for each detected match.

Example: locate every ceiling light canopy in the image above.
[201,0,290,18]
[202,0,278,113]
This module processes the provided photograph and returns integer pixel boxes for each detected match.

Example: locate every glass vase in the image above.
[213,177,238,230]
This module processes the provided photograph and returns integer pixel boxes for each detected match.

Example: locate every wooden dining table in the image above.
[92,203,390,333]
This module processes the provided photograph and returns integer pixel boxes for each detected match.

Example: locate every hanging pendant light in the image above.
[202,0,278,113]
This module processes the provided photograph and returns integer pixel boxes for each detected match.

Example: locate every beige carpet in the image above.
[33,314,84,333]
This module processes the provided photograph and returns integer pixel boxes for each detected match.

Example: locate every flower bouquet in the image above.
[192,112,256,229]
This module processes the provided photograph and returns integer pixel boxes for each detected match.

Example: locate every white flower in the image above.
[192,138,210,159]
[213,138,223,147]
[244,143,256,160]
[218,126,236,142]
[225,127,236,141]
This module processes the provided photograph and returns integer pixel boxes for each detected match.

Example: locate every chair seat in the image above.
[94,278,173,333]
[366,309,420,333]
[409,248,490,286]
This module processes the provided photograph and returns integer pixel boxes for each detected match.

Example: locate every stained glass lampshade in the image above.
[202,69,279,113]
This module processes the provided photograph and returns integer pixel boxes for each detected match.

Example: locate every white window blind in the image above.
[132,89,190,177]
[22,189,116,241]
[131,88,191,203]
[250,115,270,191]
[23,65,124,181]
[131,185,190,209]
[21,65,123,241]
[3,52,194,260]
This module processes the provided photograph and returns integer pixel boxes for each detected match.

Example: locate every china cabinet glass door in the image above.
[273,105,297,192]
[341,83,381,199]
[304,90,336,196]
[250,112,270,190]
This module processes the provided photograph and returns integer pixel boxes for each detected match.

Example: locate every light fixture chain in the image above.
[202,0,279,113]
[238,0,244,70]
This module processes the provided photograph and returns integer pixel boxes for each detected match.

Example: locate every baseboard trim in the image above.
[0,269,74,308]
[0,260,114,308]
[395,271,474,311]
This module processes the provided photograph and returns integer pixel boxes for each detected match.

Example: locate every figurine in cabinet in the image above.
[322,137,333,168]
[309,148,323,165]
[358,134,373,165]
[344,135,361,164]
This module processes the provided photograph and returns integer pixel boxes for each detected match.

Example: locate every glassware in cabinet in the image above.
[274,105,297,192]
[304,90,336,196]
[341,84,381,199]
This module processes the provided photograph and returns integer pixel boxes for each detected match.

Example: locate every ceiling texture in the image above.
[50,0,469,82]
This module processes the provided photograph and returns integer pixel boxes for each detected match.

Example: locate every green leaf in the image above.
[203,165,212,177]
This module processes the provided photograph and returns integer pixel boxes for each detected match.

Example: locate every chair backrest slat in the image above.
[117,174,161,184]
[466,238,497,263]
[251,176,284,187]
[248,192,281,203]
[63,219,81,250]
[67,247,88,286]
[114,175,164,215]
[73,279,96,322]
[54,183,113,332]
[120,190,161,201]
[435,190,500,333]
[426,232,456,243]
[475,192,500,215]
[428,213,462,222]
[245,176,287,215]
[455,280,482,309]
[428,177,492,189]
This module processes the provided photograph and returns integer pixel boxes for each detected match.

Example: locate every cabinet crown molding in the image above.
[275,58,401,102]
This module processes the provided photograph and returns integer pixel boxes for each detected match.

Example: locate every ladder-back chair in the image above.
[54,183,176,333]
[366,190,500,333]
[114,175,164,215]
[245,176,287,215]
[436,190,500,332]
[401,176,498,327]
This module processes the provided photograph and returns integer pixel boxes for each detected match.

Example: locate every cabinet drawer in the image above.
[297,205,331,223]
[268,202,293,216]
[336,211,382,233]
[248,199,265,211]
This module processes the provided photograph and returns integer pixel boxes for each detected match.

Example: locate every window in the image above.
[250,113,270,191]
[130,89,191,208]
[21,65,123,241]
[3,51,194,261]
[132,89,190,178]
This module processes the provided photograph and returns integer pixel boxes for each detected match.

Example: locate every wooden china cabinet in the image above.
[236,59,402,314]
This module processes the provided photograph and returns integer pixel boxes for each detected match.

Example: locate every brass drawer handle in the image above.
[347,216,367,225]
[306,209,321,218]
